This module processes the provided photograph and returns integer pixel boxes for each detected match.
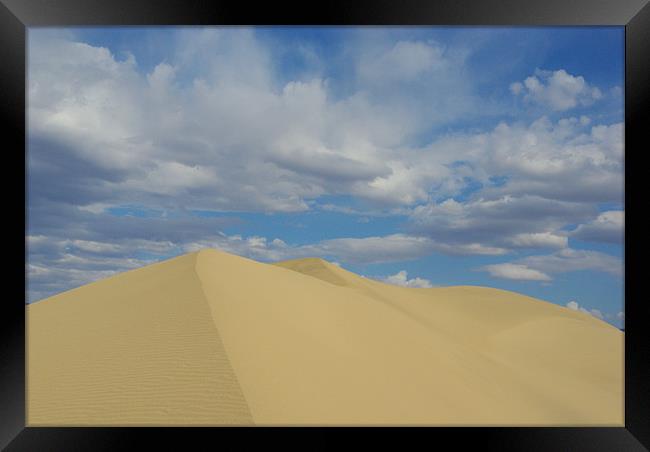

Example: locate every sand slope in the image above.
[27,249,623,425]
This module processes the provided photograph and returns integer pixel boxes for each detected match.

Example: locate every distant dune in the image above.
[27,249,623,425]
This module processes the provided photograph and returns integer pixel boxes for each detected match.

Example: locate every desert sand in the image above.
[27,249,624,425]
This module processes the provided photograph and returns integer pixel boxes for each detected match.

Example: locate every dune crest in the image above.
[27,248,623,425]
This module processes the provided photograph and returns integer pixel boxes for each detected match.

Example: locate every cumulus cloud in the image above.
[519,248,623,278]
[380,270,433,288]
[28,30,621,221]
[306,234,435,263]
[613,311,625,329]
[314,234,507,261]
[507,232,568,249]
[358,40,447,84]
[400,114,622,253]
[27,30,490,216]
[409,195,591,252]
[482,263,552,281]
[588,309,604,320]
[481,248,622,282]
[474,117,623,203]
[566,300,604,320]
[566,300,579,310]
[511,69,603,111]
[28,30,621,215]
[570,210,624,244]
[567,301,624,328]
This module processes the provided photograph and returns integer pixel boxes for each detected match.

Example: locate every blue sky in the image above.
[26,26,624,328]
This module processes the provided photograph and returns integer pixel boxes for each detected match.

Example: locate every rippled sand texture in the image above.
[27,249,623,425]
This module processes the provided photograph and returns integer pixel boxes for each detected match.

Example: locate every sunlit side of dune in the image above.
[27,249,623,425]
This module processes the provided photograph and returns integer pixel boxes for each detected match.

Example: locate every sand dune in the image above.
[27,249,623,425]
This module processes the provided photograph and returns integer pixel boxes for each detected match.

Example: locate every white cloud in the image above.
[566,300,579,310]
[70,240,123,254]
[358,40,446,84]
[476,118,623,202]
[125,162,216,195]
[409,195,592,252]
[77,203,112,214]
[512,69,603,111]
[309,234,435,263]
[28,31,478,216]
[589,309,604,320]
[520,248,623,278]
[570,210,624,243]
[29,32,402,213]
[507,232,567,249]
[566,300,605,321]
[381,270,433,288]
[317,234,510,261]
[509,81,523,95]
[28,31,622,224]
[428,242,508,256]
[482,263,552,281]
[481,248,622,283]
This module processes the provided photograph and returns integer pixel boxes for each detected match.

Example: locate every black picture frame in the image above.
[2,0,648,449]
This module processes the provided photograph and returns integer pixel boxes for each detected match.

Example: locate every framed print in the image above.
[2,0,649,450]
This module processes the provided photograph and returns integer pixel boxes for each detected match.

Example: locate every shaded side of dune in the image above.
[27,252,253,425]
